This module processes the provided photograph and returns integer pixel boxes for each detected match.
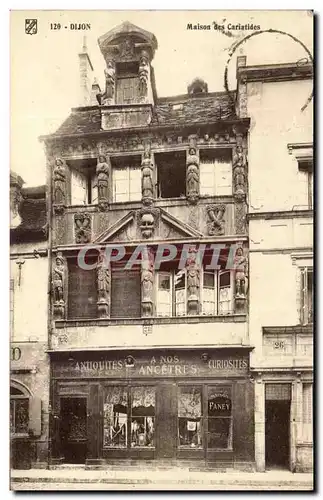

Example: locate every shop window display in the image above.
[178,386,202,448]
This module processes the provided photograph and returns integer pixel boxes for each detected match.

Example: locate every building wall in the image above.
[246,75,313,473]
[10,242,48,342]
[247,79,313,212]
[10,241,49,468]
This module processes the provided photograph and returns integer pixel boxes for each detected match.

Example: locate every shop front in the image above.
[50,349,254,468]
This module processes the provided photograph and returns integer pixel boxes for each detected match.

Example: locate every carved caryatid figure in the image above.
[52,255,64,303]
[234,246,248,298]
[141,146,154,205]
[186,137,199,204]
[104,60,115,101]
[141,250,154,317]
[53,158,66,205]
[97,261,110,302]
[139,52,149,98]
[206,204,226,236]
[96,155,110,202]
[186,247,200,315]
[233,145,247,195]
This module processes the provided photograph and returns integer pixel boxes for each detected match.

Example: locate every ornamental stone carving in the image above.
[103,60,116,105]
[141,143,154,206]
[186,246,200,315]
[232,136,247,198]
[53,158,67,209]
[139,51,150,101]
[234,245,248,299]
[52,252,65,319]
[96,155,110,211]
[141,249,154,317]
[137,208,159,239]
[74,213,92,244]
[186,136,199,204]
[206,204,226,236]
[97,256,111,318]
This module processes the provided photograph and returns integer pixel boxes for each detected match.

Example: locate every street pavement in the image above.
[10,468,314,491]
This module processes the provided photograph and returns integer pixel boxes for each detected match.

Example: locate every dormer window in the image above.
[116,61,140,104]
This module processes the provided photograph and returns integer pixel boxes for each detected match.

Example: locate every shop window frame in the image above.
[10,383,30,438]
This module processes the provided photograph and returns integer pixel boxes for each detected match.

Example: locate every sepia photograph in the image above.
[9,9,314,491]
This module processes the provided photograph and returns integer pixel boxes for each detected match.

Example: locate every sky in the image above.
[10,10,313,186]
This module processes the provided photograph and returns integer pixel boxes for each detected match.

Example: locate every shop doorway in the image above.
[265,384,291,469]
[60,397,87,464]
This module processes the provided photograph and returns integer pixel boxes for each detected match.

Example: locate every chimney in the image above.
[10,171,24,228]
[79,36,94,106]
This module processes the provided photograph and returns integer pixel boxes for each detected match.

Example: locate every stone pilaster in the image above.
[254,375,265,472]
[139,50,150,104]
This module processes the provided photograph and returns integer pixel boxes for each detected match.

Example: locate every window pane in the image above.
[202,288,216,315]
[208,386,232,449]
[175,288,186,316]
[131,387,155,447]
[14,399,29,433]
[71,169,87,205]
[129,168,141,201]
[103,387,128,448]
[158,273,171,291]
[215,162,232,196]
[178,386,202,448]
[207,418,232,449]
[204,272,215,288]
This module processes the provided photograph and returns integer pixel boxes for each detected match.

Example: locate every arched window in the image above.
[10,383,30,435]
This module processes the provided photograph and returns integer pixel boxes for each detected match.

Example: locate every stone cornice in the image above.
[247,209,313,220]
[39,117,250,143]
[237,62,313,83]
[263,325,313,335]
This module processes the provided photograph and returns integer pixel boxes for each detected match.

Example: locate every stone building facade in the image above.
[236,60,313,472]
[41,22,254,469]
[10,173,49,468]
[36,21,313,471]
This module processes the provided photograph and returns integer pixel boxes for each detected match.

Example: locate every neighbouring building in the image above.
[236,59,313,472]
[10,172,49,468]
[40,22,254,469]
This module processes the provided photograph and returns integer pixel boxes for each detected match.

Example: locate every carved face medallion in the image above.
[140,213,155,238]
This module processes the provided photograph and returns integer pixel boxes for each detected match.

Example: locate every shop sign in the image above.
[53,352,249,378]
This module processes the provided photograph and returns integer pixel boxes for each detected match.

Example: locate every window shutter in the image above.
[68,259,97,319]
[200,161,215,196]
[215,160,232,195]
[71,169,87,205]
[129,168,141,201]
[111,268,141,318]
[218,271,233,315]
[156,272,172,317]
[202,271,217,315]
[116,77,140,104]
[29,397,42,437]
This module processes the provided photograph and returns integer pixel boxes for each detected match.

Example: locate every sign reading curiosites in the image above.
[52,352,249,378]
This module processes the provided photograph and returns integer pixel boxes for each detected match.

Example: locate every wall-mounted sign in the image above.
[52,350,249,379]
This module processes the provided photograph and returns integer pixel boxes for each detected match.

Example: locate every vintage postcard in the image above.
[10,10,314,491]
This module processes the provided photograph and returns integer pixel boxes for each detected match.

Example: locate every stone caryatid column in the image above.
[52,252,66,319]
[102,59,116,105]
[138,50,150,103]
[186,246,201,315]
[186,135,199,205]
[232,131,248,234]
[53,158,67,212]
[141,142,154,206]
[96,155,111,211]
[96,256,111,318]
[141,249,154,317]
[233,244,248,314]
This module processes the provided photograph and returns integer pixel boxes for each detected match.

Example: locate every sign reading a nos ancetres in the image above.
[53,352,249,378]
